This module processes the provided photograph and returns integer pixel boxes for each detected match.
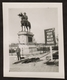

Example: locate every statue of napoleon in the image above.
[18,12,31,32]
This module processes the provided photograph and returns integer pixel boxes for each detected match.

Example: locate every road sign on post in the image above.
[44,28,56,61]
[44,28,56,45]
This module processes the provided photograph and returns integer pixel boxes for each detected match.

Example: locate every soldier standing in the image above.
[16,46,21,61]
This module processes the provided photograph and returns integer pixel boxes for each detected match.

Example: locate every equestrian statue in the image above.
[18,12,31,32]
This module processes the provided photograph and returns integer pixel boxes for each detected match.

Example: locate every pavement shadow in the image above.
[44,60,59,66]
[22,58,43,64]
[13,57,43,64]
[13,60,23,64]
[13,57,25,64]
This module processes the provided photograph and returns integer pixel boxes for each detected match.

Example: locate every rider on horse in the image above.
[18,12,31,31]
[23,12,28,21]
[21,12,28,24]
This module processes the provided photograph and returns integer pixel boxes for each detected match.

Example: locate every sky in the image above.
[9,8,58,44]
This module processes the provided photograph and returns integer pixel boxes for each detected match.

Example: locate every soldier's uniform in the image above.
[16,47,21,61]
[23,13,28,22]
[21,13,28,26]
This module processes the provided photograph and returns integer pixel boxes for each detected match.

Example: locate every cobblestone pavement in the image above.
[9,53,59,72]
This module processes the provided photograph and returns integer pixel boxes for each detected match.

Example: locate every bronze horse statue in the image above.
[18,13,31,31]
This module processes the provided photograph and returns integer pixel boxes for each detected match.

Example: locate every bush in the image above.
[52,46,58,50]
[37,47,50,51]
[53,51,59,59]
[9,48,16,53]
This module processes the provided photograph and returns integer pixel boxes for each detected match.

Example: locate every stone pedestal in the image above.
[17,31,37,56]
[18,31,34,44]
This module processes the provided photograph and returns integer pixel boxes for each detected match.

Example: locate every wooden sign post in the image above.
[50,46,53,61]
[44,28,56,61]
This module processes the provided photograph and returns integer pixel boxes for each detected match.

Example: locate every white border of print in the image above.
[2,3,65,79]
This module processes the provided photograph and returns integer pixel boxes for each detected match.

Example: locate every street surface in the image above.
[9,52,59,72]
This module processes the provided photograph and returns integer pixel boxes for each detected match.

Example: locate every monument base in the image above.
[19,44,37,57]
[18,31,37,57]
[18,31,34,44]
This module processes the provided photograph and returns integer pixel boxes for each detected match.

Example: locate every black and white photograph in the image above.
[3,3,64,78]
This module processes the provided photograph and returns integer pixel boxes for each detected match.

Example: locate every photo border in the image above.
[2,2,65,79]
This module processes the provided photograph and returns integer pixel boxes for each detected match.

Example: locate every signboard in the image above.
[44,28,56,45]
